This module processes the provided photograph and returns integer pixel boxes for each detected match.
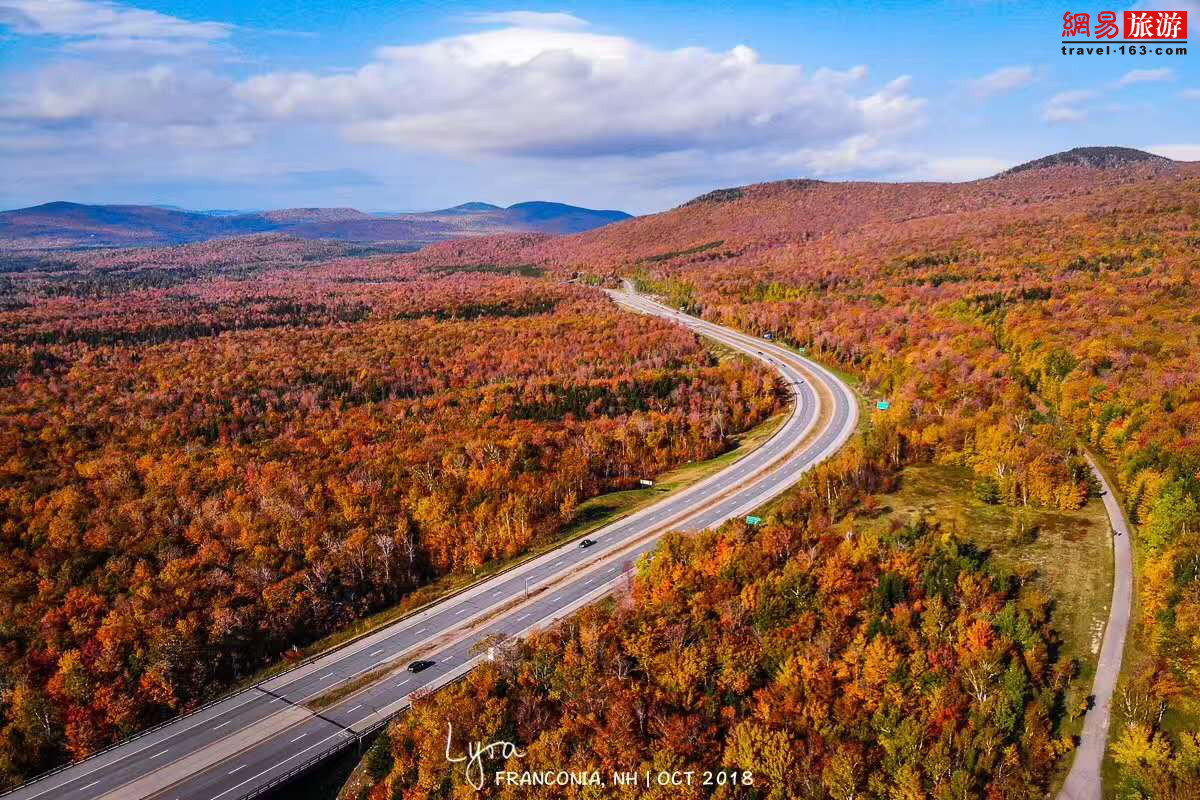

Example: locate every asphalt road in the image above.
[1,287,858,800]
[1058,455,1134,800]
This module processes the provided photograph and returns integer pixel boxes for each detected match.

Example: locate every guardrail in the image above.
[2,291,853,800]
[234,675,466,800]
[0,685,260,799]
[0,459,666,798]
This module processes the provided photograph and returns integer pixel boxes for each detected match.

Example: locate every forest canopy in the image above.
[0,242,780,786]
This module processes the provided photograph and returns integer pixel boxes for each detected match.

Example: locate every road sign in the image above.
[639,478,654,486]
[877,400,890,411]
[745,515,763,526]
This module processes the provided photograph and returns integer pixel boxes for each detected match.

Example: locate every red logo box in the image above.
[1124,10,1187,39]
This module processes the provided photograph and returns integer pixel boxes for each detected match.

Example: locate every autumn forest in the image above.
[1,153,1199,800]
[0,239,779,784]
[362,158,1200,799]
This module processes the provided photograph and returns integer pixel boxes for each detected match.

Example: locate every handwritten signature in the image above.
[445,721,526,790]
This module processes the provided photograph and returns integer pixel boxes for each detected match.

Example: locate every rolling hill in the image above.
[415,146,1190,272]
[0,199,632,249]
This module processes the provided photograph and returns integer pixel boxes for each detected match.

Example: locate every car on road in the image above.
[407,659,435,673]
[579,538,596,548]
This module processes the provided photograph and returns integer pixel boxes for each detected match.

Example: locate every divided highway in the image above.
[2,287,858,800]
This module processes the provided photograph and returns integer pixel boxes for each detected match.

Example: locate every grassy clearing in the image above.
[873,464,1112,673]
[230,407,789,693]
[870,464,1113,762]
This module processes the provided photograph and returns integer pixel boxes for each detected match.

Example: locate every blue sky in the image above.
[1,0,1197,213]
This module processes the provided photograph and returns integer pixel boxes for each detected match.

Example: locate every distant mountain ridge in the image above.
[259,208,372,223]
[407,200,631,234]
[430,202,503,215]
[451,145,1194,271]
[0,199,633,249]
[3,147,1179,251]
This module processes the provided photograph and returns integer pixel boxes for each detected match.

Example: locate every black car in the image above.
[407,659,436,673]
[579,538,596,548]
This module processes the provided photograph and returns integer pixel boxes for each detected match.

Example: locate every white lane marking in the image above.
[516,613,530,621]
[150,749,169,759]
[369,649,383,657]
[214,719,234,730]
[396,679,410,688]
[212,731,345,799]
[17,689,267,800]
[320,672,335,680]
[347,705,362,713]
[291,733,307,742]
[415,628,426,634]
[229,765,246,774]
[454,608,467,615]
[41,305,829,800]
[79,781,100,791]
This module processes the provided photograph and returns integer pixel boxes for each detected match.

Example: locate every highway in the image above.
[1,286,858,800]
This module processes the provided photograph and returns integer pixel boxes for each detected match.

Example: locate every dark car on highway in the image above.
[579,538,596,548]
[407,659,435,673]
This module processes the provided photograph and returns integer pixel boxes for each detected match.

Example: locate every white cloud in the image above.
[1145,144,1200,161]
[0,0,231,54]
[1117,67,1174,87]
[2,62,234,124]
[1041,90,1097,123]
[235,26,925,162]
[1183,89,1200,100]
[968,65,1035,98]
[461,10,589,30]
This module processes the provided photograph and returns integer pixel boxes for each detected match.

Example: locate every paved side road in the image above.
[1059,454,1134,800]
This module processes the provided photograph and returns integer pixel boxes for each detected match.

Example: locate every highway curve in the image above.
[0,286,858,800]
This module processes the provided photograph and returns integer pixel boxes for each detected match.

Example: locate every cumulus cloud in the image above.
[0,0,231,54]
[235,26,924,161]
[460,10,589,30]
[0,10,931,208]
[1117,67,1174,87]
[968,65,1035,98]
[1041,90,1097,123]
